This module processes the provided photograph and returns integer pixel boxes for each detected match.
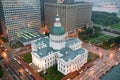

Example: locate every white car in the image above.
[25,68,32,75]
[13,57,17,61]
[17,60,21,64]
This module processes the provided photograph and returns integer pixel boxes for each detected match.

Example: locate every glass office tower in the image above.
[0,0,41,42]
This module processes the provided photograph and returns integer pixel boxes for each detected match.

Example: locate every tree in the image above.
[92,11,120,26]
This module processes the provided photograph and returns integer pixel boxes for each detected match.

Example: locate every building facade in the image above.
[31,15,88,75]
[0,0,41,42]
[44,1,93,32]
[117,9,120,18]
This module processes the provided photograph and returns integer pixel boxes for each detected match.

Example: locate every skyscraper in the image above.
[117,9,120,18]
[40,0,45,23]
[0,0,41,42]
[44,0,93,32]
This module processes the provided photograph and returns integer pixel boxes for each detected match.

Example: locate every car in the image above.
[25,68,29,72]
[7,68,14,76]
[0,57,3,61]
[17,60,21,64]
[13,57,21,64]
[13,57,17,61]
[3,63,8,69]
[25,68,32,75]
[31,75,35,80]
[18,72,22,76]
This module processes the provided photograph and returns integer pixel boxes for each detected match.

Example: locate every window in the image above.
[61,68,62,71]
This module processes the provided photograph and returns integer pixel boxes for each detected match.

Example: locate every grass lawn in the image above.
[40,65,64,80]
[87,33,114,45]
[87,52,98,63]
[110,23,120,31]
[22,53,32,64]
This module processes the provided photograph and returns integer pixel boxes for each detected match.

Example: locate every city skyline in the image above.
[0,0,120,80]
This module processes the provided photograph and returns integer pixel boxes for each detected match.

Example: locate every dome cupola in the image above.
[50,15,65,35]
[49,15,66,50]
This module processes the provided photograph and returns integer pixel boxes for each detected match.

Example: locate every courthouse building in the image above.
[31,15,88,75]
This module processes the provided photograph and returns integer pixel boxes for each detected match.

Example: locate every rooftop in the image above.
[45,0,90,4]
[50,15,65,35]
[60,48,86,62]
[50,26,65,35]
[33,37,85,61]
[100,64,120,80]
[66,38,82,47]
[36,47,57,58]
[17,31,46,45]
[34,37,49,47]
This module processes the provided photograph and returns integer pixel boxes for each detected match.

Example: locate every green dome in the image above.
[50,26,65,35]
[50,15,65,35]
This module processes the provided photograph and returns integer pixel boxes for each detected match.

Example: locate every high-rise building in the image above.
[0,0,41,42]
[117,9,120,18]
[40,0,45,23]
[44,0,93,32]
[40,0,56,24]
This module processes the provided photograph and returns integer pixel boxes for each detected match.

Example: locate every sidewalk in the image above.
[102,31,119,37]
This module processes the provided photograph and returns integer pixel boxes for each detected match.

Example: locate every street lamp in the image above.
[1,52,8,62]
[109,53,114,59]
[99,52,103,58]
[2,52,7,58]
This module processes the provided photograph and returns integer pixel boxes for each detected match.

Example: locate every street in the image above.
[0,40,43,80]
[62,42,119,80]
[73,42,119,80]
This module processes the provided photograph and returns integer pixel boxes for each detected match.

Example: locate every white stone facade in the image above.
[50,34,66,50]
[31,16,88,75]
[32,51,58,70]
[57,49,88,75]
[31,37,88,75]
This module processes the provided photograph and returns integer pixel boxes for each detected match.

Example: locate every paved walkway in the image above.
[73,42,119,80]
[102,31,119,37]
[73,55,118,80]
[16,56,44,80]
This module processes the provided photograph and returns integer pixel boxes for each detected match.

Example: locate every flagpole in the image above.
[57,0,59,16]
